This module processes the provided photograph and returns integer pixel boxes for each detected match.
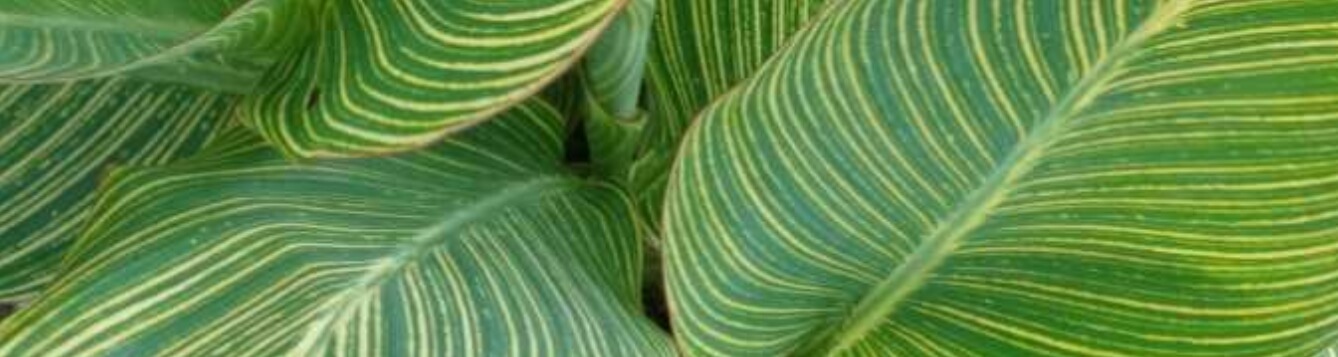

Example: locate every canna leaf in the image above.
[580,0,654,181]
[0,100,675,356]
[634,0,830,230]
[584,0,655,121]
[0,78,232,303]
[239,0,631,158]
[0,0,317,93]
[666,0,1338,356]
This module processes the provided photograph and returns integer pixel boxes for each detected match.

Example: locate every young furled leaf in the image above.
[580,0,655,184]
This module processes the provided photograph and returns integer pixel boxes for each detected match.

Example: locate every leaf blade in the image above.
[0,78,232,303]
[0,0,316,92]
[0,100,675,356]
[666,1,1338,355]
[240,0,631,158]
[633,0,830,230]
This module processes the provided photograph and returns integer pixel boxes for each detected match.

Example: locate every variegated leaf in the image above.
[239,0,631,158]
[0,100,675,356]
[634,0,830,230]
[0,0,316,92]
[581,0,654,181]
[0,78,231,303]
[666,0,1338,355]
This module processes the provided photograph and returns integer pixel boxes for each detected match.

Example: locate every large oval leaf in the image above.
[0,0,316,92]
[239,0,629,158]
[0,78,232,302]
[0,100,675,356]
[666,0,1338,355]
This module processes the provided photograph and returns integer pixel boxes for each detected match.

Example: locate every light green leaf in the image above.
[238,0,630,158]
[0,100,675,356]
[666,1,1338,356]
[0,0,316,92]
[0,78,232,303]
[1319,344,1338,357]
[634,0,829,229]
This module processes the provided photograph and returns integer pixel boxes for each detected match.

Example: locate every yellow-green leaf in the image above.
[0,78,231,303]
[0,100,674,356]
[0,0,316,92]
[666,1,1338,355]
[239,0,630,158]
[634,0,829,230]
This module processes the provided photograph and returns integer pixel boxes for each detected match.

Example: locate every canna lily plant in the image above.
[2,0,1338,356]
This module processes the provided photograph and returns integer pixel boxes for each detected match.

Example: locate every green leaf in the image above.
[0,0,317,93]
[0,100,675,356]
[238,0,631,158]
[583,100,646,182]
[584,0,655,120]
[0,78,232,303]
[665,1,1338,356]
[579,0,654,181]
[634,0,829,229]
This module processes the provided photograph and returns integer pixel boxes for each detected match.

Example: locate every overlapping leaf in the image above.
[0,78,231,303]
[239,0,631,158]
[633,0,829,229]
[0,0,316,92]
[666,0,1338,355]
[0,100,675,356]
[0,0,628,159]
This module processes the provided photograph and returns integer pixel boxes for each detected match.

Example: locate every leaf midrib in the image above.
[288,176,578,355]
[804,1,1196,354]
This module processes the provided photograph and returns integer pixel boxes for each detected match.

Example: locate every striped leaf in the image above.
[0,0,316,92]
[666,1,1338,356]
[238,0,629,158]
[0,78,231,303]
[634,0,829,229]
[581,0,655,182]
[584,0,655,121]
[0,100,675,356]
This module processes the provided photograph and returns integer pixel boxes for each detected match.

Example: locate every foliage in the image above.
[2,0,1338,356]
